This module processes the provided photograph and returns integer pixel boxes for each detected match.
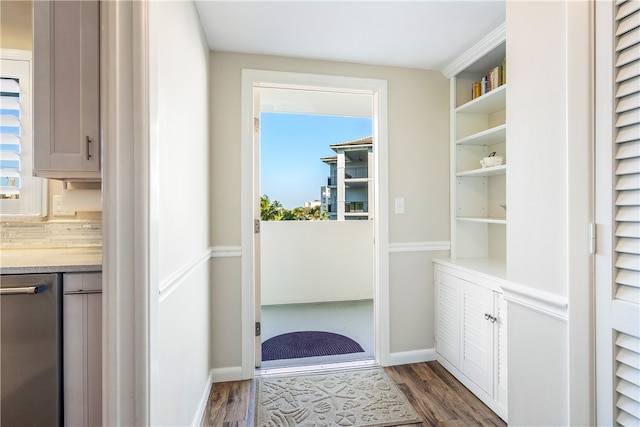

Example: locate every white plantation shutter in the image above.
[612,1,640,425]
[0,53,44,216]
[615,332,640,424]
[0,77,22,198]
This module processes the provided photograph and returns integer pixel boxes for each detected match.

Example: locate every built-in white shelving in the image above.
[451,39,507,261]
[456,165,506,177]
[456,124,506,146]
[435,24,508,422]
[455,84,506,115]
[457,217,507,225]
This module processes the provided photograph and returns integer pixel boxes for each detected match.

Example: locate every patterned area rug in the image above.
[256,367,421,426]
[262,331,365,361]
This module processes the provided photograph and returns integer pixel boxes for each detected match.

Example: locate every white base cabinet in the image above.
[63,272,101,427]
[434,260,507,421]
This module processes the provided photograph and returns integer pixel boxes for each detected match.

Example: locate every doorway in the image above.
[257,100,374,370]
[240,70,389,379]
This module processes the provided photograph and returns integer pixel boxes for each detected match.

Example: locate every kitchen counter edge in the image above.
[1,264,102,275]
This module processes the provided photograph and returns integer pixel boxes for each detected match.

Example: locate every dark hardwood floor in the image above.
[200,361,507,427]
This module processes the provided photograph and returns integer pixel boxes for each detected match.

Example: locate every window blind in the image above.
[0,77,22,199]
[613,1,640,425]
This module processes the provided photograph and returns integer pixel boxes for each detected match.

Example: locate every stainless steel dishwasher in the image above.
[1,273,62,426]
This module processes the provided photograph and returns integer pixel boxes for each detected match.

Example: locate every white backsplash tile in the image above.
[1,220,102,249]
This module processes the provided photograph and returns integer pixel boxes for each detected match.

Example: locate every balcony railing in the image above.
[328,167,368,185]
[345,167,368,179]
[345,201,368,213]
[328,201,369,214]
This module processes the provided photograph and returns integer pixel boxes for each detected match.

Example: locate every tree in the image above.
[260,195,284,221]
[260,195,328,221]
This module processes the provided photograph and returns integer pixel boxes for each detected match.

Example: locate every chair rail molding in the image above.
[211,245,242,258]
[388,241,451,253]
[501,280,569,321]
[158,247,213,302]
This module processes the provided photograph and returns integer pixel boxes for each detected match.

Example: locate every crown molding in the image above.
[441,22,506,79]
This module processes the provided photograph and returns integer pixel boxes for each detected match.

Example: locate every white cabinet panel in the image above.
[436,271,460,368]
[34,0,100,179]
[496,292,508,408]
[63,272,101,427]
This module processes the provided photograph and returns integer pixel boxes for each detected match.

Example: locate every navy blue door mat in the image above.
[261,331,365,361]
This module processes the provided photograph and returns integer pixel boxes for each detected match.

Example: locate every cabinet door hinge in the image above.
[589,223,597,255]
[254,219,260,234]
[255,321,261,337]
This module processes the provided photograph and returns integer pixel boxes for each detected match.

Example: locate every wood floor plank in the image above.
[223,381,251,424]
[201,361,506,427]
[200,381,230,426]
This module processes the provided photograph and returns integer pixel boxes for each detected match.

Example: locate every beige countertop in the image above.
[0,248,102,274]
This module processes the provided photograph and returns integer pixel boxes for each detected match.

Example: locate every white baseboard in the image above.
[191,370,215,427]
[211,366,244,383]
[386,348,436,366]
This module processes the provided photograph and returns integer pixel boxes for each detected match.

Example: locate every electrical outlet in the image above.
[53,195,75,216]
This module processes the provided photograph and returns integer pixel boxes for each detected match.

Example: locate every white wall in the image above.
[150,1,211,425]
[261,220,373,305]
[506,1,592,425]
[210,52,450,372]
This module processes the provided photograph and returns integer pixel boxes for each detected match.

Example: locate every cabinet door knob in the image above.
[484,313,491,320]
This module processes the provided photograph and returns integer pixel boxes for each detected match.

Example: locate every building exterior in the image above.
[321,136,373,220]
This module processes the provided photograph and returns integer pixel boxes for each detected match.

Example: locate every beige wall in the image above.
[0,1,32,51]
[210,51,450,369]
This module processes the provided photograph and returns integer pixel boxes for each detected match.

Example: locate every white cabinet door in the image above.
[63,273,101,427]
[460,279,494,395]
[435,271,460,368]
[34,0,100,179]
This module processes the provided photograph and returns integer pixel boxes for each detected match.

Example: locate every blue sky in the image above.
[260,112,372,209]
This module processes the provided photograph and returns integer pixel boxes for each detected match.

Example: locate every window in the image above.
[0,52,45,216]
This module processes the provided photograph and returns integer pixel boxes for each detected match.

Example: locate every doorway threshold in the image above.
[255,358,377,378]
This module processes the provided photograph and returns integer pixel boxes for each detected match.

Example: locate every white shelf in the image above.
[457,216,507,225]
[456,85,506,115]
[456,124,506,146]
[456,165,506,177]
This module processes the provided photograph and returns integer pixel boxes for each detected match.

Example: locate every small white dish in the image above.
[480,155,503,168]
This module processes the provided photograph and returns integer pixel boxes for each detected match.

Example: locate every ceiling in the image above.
[194,1,506,73]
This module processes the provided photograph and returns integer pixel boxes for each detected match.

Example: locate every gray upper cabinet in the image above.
[34,0,100,180]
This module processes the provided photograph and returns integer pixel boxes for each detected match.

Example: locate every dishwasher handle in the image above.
[0,284,47,295]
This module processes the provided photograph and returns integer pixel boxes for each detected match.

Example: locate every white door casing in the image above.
[254,87,262,367]
[240,70,389,378]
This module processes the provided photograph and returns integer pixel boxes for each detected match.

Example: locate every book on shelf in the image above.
[471,57,506,100]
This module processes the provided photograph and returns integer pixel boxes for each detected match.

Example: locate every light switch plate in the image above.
[394,197,405,214]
